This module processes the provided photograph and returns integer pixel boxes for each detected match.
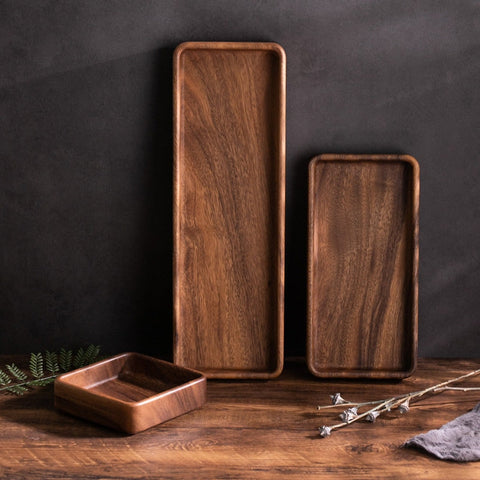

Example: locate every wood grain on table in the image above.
[1,358,479,479]
[173,42,286,379]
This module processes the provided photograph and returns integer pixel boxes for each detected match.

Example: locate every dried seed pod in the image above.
[399,399,410,414]
[365,411,380,422]
[340,407,358,423]
[319,425,332,438]
[330,393,348,405]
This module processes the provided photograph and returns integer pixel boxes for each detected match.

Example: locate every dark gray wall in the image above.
[1,1,479,358]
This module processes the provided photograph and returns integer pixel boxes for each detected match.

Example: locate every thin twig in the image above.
[434,386,480,392]
[317,399,384,410]
[317,367,480,437]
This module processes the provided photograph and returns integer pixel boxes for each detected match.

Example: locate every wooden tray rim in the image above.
[55,352,207,407]
[172,41,286,379]
[307,153,419,379]
[173,40,286,57]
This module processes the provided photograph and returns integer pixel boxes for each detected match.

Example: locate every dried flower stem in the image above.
[326,397,397,431]
[317,399,384,410]
[434,386,480,392]
[406,367,480,402]
[317,367,480,437]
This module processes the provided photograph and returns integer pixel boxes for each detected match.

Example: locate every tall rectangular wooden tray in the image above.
[173,42,286,378]
[307,154,419,378]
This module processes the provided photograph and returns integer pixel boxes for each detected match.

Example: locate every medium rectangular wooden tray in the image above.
[173,42,285,378]
[54,353,206,434]
[307,154,419,378]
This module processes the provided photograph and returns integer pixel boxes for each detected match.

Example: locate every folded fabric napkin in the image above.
[404,402,480,462]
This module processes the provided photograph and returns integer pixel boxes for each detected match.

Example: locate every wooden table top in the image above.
[0,357,479,479]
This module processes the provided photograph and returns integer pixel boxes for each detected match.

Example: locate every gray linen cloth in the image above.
[404,402,480,461]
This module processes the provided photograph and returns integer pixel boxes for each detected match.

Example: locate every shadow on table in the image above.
[0,387,126,439]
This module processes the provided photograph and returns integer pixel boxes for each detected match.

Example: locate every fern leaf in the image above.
[0,369,12,385]
[45,351,60,374]
[59,348,72,372]
[2,345,102,396]
[83,344,100,366]
[29,353,44,379]
[30,377,55,387]
[6,364,27,381]
[6,385,29,395]
[72,345,100,368]
[73,347,84,368]
[0,370,12,386]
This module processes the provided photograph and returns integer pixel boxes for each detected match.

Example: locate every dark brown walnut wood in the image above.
[173,42,286,378]
[1,358,479,479]
[308,154,419,378]
[54,352,206,434]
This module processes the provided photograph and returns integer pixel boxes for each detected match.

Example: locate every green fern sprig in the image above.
[82,344,100,366]
[45,351,60,375]
[30,377,56,387]
[29,353,44,378]
[72,344,101,369]
[6,364,27,381]
[72,347,85,369]
[6,384,29,395]
[0,345,101,395]
[0,369,12,385]
[59,348,72,372]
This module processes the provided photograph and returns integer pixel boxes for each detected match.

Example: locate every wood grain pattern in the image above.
[54,353,206,434]
[308,154,419,378]
[173,42,286,378]
[2,357,479,479]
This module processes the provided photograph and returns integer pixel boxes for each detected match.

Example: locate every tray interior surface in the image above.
[174,43,284,377]
[62,354,201,403]
[308,156,418,377]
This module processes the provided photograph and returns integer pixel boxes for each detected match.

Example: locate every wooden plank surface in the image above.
[308,154,419,378]
[173,42,286,378]
[1,357,479,479]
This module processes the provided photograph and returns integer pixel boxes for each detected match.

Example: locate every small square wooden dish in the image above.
[54,352,207,434]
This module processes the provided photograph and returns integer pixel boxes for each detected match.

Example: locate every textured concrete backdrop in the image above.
[1,1,479,357]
